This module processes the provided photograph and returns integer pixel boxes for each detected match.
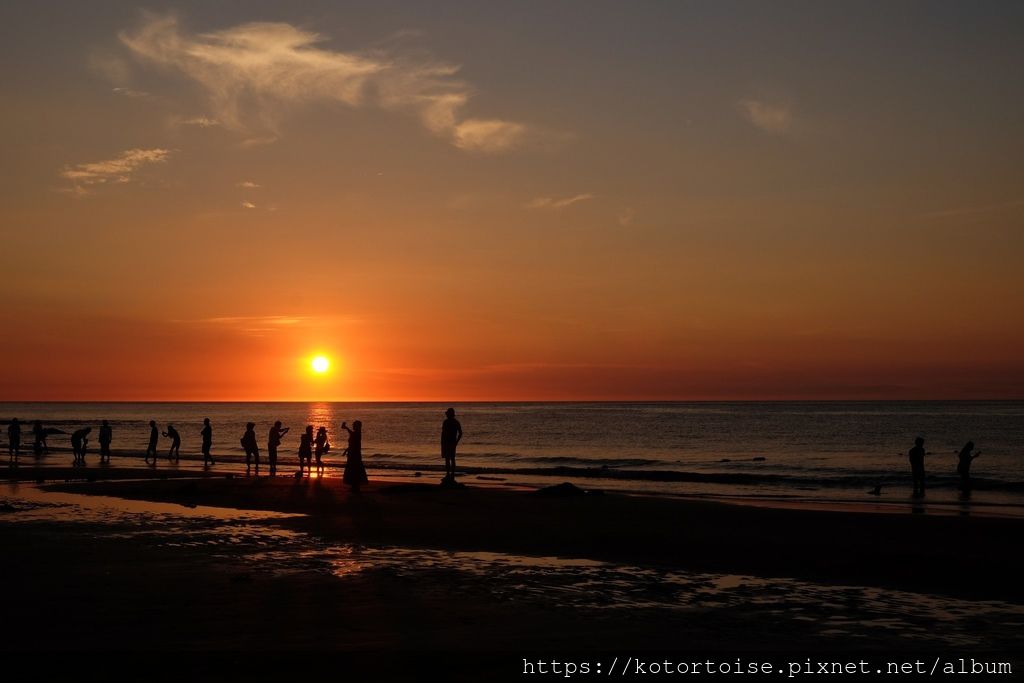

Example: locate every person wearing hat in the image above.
[441,408,463,483]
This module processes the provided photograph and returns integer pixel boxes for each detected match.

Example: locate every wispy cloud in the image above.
[526,193,594,210]
[112,86,153,99]
[236,181,260,188]
[617,207,635,227]
[239,135,278,148]
[738,98,792,134]
[196,315,307,326]
[59,148,172,195]
[174,115,220,127]
[120,14,529,153]
[241,201,256,209]
[173,314,360,337]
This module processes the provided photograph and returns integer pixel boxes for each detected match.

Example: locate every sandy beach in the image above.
[16,470,1021,603]
[3,465,1023,677]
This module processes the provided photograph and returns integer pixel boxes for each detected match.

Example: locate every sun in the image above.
[311,355,330,373]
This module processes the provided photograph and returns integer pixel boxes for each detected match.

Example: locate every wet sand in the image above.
[3,468,1022,680]
[29,470,1024,603]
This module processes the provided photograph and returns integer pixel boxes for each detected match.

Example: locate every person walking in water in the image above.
[908,436,929,497]
[71,427,91,465]
[7,418,21,462]
[298,425,314,476]
[98,420,113,464]
[163,424,181,462]
[441,408,463,483]
[267,421,288,476]
[314,426,329,474]
[33,421,46,456]
[200,418,214,468]
[956,441,983,494]
[340,421,368,492]
[145,421,159,465]
[241,422,259,474]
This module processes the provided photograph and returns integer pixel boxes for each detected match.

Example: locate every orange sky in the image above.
[2,3,1023,400]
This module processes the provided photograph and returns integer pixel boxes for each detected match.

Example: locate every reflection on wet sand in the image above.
[3,482,1023,652]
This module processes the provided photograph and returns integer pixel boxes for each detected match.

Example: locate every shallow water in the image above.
[3,401,1022,507]
[3,482,1022,651]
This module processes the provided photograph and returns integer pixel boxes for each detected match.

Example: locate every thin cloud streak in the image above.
[175,115,220,127]
[526,193,594,210]
[120,14,529,153]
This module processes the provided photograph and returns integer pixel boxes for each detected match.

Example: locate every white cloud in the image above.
[453,120,527,153]
[59,148,172,194]
[120,14,528,153]
[738,99,792,134]
[526,193,594,210]
[236,181,260,188]
[176,115,220,127]
[112,86,153,99]
[241,201,256,209]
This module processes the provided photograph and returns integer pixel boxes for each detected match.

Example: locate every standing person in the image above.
[162,424,181,462]
[908,437,929,497]
[241,422,259,474]
[33,421,46,457]
[7,418,21,462]
[340,421,368,492]
[267,421,288,476]
[98,420,113,464]
[314,426,329,474]
[297,425,314,476]
[956,441,983,494]
[145,421,159,465]
[200,418,214,468]
[71,427,91,465]
[441,408,463,483]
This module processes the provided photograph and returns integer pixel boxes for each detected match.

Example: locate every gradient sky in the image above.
[2,1,1023,400]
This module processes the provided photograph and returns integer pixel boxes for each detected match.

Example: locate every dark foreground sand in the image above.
[35,471,1024,602]
[3,469,1022,680]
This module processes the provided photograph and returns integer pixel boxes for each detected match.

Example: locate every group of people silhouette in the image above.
[6,409,465,491]
[907,437,982,497]
[4,415,985,498]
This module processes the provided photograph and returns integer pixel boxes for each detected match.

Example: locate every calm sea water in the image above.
[3,402,1023,507]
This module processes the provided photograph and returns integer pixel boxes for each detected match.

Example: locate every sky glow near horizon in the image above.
[1,1,1023,400]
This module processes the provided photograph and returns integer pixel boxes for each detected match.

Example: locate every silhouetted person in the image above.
[267,421,289,476]
[200,418,214,467]
[241,422,259,474]
[441,407,463,482]
[298,425,314,475]
[314,426,329,474]
[956,441,982,494]
[163,424,181,461]
[71,427,91,465]
[908,436,929,497]
[98,420,112,463]
[340,421,368,492]
[7,418,21,462]
[33,421,46,456]
[145,421,159,465]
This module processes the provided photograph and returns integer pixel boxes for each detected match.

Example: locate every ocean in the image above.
[3,401,1022,509]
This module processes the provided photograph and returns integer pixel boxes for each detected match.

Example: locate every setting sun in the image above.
[311,356,330,374]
